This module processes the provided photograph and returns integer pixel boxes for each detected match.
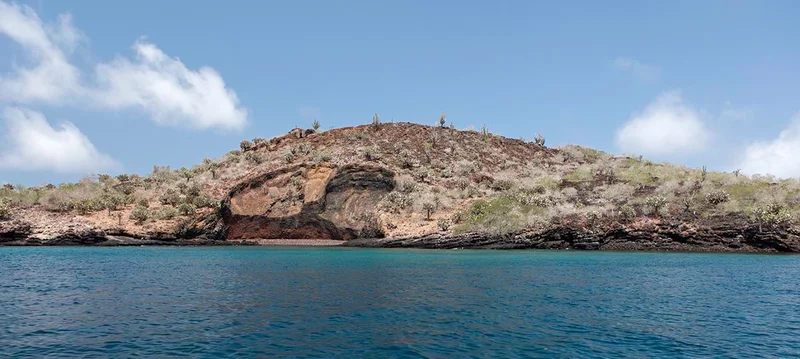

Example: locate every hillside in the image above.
[2,121,800,252]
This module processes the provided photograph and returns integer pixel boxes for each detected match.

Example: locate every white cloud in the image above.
[738,112,800,178]
[0,107,119,173]
[616,91,710,156]
[92,40,248,130]
[0,1,83,103]
[0,1,247,130]
[614,57,660,82]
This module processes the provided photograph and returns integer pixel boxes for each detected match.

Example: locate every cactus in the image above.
[534,134,546,146]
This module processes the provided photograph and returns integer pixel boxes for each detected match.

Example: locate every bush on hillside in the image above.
[240,140,254,152]
[437,218,452,231]
[0,198,11,220]
[130,205,150,225]
[177,202,196,216]
[705,190,730,206]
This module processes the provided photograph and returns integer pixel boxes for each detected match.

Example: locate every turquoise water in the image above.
[1,248,799,358]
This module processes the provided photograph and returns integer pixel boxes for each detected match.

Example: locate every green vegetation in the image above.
[437,218,452,231]
[534,134,546,146]
[423,202,435,220]
[240,140,254,152]
[0,198,10,220]
[2,121,798,241]
[130,205,150,225]
[372,113,380,127]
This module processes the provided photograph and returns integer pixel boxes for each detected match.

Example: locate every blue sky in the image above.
[1,0,799,185]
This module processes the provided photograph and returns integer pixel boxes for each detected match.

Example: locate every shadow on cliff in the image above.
[200,163,395,240]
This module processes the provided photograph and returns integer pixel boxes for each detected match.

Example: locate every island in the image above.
[2,120,799,252]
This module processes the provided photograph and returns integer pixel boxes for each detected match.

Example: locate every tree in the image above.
[423,202,435,220]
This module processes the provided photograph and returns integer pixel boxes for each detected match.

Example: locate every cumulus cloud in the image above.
[0,107,119,173]
[738,113,800,178]
[614,57,661,82]
[0,1,247,130]
[92,41,247,130]
[616,91,710,156]
[0,1,83,103]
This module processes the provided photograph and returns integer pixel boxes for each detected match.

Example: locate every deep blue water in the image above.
[1,248,799,358]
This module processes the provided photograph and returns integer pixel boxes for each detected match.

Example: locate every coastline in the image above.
[2,226,799,253]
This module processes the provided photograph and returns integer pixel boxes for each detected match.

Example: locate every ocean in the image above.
[1,247,798,358]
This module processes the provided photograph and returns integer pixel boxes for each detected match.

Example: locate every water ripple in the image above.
[1,247,799,358]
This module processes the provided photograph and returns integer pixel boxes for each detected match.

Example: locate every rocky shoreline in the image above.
[346,221,800,253]
[4,216,800,252]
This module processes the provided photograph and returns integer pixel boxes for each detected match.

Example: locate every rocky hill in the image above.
[2,121,800,252]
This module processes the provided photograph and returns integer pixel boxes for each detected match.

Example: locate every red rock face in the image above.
[223,164,394,240]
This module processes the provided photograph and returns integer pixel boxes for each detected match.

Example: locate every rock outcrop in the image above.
[221,163,394,240]
[345,218,800,253]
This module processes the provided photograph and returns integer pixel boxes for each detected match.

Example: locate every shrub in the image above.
[177,202,197,216]
[0,198,11,220]
[586,210,601,227]
[534,134,546,146]
[618,205,636,223]
[423,142,432,163]
[253,138,267,147]
[455,178,470,191]
[705,190,730,206]
[282,149,295,164]
[245,152,264,164]
[312,119,321,131]
[398,150,418,169]
[310,151,332,163]
[73,198,104,214]
[423,202,435,220]
[180,167,193,182]
[751,203,792,230]
[159,189,181,206]
[130,205,150,225]
[507,190,554,207]
[240,140,254,152]
[137,198,149,208]
[363,147,380,161]
[192,196,216,208]
[455,197,524,236]
[185,184,201,198]
[645,195,668,217]
[491,179,514,192]
[439,112,446,127]
[293,143,312,156]
[415,168,434,183]
[394,177,417,193]
[156,206,180,220]
[437,218,452,231]
[226,150,242,162]
[384,192,414,212]
[100,192,124,214]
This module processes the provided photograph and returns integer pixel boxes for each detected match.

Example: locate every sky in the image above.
[0,0,799,186]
